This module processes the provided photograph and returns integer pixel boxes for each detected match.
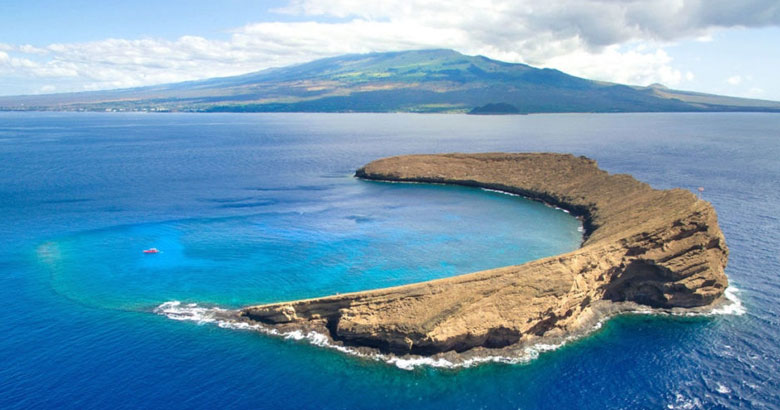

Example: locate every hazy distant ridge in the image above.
[2,49,779,113]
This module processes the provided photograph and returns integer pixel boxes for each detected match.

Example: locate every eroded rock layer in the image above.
[239,153,729,355]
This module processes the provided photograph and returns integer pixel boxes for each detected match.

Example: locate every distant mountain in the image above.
[2,49,779,113]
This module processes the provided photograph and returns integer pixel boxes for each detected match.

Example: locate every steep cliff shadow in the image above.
[603,259,672,308]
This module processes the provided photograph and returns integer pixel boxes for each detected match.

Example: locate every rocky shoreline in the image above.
[232,153,729,361]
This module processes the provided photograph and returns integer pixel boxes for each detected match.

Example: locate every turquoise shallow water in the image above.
[42,182,580,312]
[1,112,778,409]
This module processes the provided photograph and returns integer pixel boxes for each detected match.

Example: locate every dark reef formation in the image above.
[237,153,729,357]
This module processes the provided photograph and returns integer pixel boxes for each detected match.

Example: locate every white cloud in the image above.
[1,0,779,95]
[279,0,780,46]
[543,45,685,86]
[747,87,765,97]
[18,44,48,55]
[727,75,743,85]
[0,21,685,93]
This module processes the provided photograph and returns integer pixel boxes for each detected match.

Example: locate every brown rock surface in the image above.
[238,153,729,356]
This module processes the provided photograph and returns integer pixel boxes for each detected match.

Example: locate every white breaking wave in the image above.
[667,393,703,409]
[154,288,745,371]
[154,301,229,323]
[614,286,746,318]
[662,286,746,317]
[478,188,574,214]
[479,187,521,197]
[153,301,573,370]
[708,286,746,316]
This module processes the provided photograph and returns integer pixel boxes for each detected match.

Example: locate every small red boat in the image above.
[143,248,160,254]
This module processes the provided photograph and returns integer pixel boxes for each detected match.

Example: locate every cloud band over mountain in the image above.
[1,0,778,97]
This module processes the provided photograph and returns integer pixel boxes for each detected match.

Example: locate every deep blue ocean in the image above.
[0,112,778,409]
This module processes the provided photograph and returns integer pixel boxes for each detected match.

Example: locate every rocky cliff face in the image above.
[239,153,729,356]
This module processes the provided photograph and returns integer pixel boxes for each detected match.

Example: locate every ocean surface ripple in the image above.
[1,112,778,409]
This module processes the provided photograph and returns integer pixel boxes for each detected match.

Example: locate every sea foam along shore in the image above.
[153,289,744,371]
[153,301,577,370]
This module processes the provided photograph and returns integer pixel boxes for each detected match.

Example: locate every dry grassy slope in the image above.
[240,153,729,355]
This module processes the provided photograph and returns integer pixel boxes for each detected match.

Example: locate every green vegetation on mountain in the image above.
[2,49,779,113]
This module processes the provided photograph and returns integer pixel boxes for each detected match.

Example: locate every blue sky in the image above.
[1,0,778,100]
[0,1,296,45]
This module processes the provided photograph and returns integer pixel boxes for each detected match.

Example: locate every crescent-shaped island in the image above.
[232,153,729,362]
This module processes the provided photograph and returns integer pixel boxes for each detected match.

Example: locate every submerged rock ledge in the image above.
[238,153,729,358]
